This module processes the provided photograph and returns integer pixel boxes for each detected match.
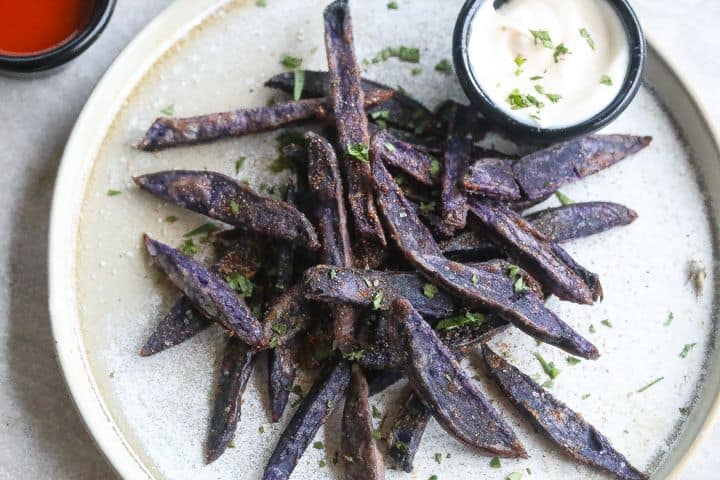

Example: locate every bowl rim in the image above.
[46,0,720,477]
[452,0,646,143]
[0,0,117,74]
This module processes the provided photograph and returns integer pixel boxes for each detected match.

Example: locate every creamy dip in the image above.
[467,0,630,128]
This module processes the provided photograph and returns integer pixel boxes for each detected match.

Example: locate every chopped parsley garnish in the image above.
[372,404,382,419]
[387,1,399,9]
[600,75,613,86]
[553,43,570,63]
[329,269,337,280]
[679,407,690,415]
[372,430,382,440]
[313,441,324,450]
[384,142,396,152]
[184,222,221,237]
[542,379,554,389]
[370,109,390,128]
[665,312,674,326]
[490,457,502,468]
[428,476,438,480]
[514,54,527,76]
[280,54,302,69]
[371,291,384,310]
[589,324,596,333]
[293,69,305,101]
[526,94,544,109]
[419,201,436,216]
[566,356,581,365]
[555,191,574,205]
[344,350,365,361]
[679,343,697,358]
[434,452,442,464]
[534,352,561,379]
[436,311,484,331]
[579,28,595,50]
[546,93,562,103]
[235,156,246,174]
[507,89,530,110]
[582,393,591,400]
[529,29,553,49]
[370,46,420,64]
[228,440,236,448]
[472,273,479,285]
[637,376,664,393]
[226,273,254,298]
[601,319,613,328]
[435,59,453,75]
[230,200,240,215]
[506,265,528,293]
[429,157,442,177]
[530,75,544,80]
[506,472,523,480]
[256,0,267,6]
[160,104,175,116]
[534,85,545,94]
[411,67,422,76]
[107,189,122,196]
[394,441,409,452]
[423,283,438,299]
[180,239,198,256]
[271,323,287,335]
[165,215,178,223]
[347,142,370,162]
[258,425,265,433]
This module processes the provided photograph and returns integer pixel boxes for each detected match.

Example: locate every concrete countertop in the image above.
[0,0,717,478]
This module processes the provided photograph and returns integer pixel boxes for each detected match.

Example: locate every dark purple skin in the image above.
[512,134,653,200]
[140,234,266,356]
[387,390,432,472]
[262,283,313,347]
[136,89,393,151]
[369,151,598,359]
[467,199,598,304]
[262,360,351,480]
[144,236,264,347]
[441,202,638,261]
[134,171,320,250]
[324,0,387,249]
[205,336,255,463]
[341,364,385,480]
[390,299,526,458]
[440,104,474,231]
[265,70,439,137]
[367,368,404,396]
[371,129,439,186]
[482,345,649,480]
[463,157,521,200]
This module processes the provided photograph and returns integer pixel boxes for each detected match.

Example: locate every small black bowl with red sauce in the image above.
[0,0,116,76]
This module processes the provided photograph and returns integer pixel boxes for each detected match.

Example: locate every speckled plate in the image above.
[48,0,720,479]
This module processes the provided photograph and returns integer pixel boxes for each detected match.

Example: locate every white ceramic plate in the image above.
[49,1,720,479]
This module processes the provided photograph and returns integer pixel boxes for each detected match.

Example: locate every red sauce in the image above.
[0,0,96,56]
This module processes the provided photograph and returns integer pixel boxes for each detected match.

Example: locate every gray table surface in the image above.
[0,1,717,478]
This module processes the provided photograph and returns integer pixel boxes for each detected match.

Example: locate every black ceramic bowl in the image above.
[0,0,116,76]
[453,0,646,143]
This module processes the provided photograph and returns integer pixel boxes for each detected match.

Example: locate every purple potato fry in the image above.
[440,104,475,231]
[268,344,297,423]
[371,129,440,186]
[463,157,521,200]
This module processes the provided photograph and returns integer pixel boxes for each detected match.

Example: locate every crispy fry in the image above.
[371,129,440,186]
[440,104,474,231]
[463,157,521,200]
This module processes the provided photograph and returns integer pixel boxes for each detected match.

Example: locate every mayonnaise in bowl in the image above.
[466,0,630,129]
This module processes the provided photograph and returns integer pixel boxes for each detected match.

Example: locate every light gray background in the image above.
[0,1,716,478]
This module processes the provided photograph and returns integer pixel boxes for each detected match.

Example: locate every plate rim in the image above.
[47,1,720,478]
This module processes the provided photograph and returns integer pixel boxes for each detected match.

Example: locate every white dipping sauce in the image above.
[467,0,630,128]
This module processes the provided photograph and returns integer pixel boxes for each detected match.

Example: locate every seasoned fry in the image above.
[467,199,597,304]
[206,337,255,463]
[513,134,652,200]
[144,236,264,346]
[134,171,320,250]
[482,346,648,480]
[387,390,432,472]
[440,104,474,231]
[265,70,437,136]
[137,90,393,151]
[463,157,521,200]
[370,153,598,358]
[390,299,525,457]
[371,129,440,186]
[341,364,385,479]
[324,0,386,249]
[263,284,313,347]
[262,360,351,480]
[525,201,638,243]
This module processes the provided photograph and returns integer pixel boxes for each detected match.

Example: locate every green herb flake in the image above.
[106,189,122,196]
[526,468,532,475]
[371,46,420,64]
[534,352,561,379]
[514,54,527,76]
[429,157,442,177]
[394,441,409,452]
[436,311,485,331]
[423,283,438,299]
[507,472,523,480]
[419,201,436,216]
[555,191,574,206]
[589,324,596,333]
[280,54,302,70]
[372,404,382,419]
[226,273,254,298]
[679,343,697,358]
[506,265,528,293]
[637,376,664,393]
[318,460,326,468]
[553,43,570,63]
[665,312,674,326]
[490,457,502,468]
[347,143,370,162]
[234,156,246,174]
[566,356,581,365]
[313,441,324,450]
[184,222,221,238]
[526,94,544,109]
[268,337,279,349]
[384,142,396,152]
[541,379,554,389]
[372,291,384,310]
[546,93,562,103]
[372,430,382,440]
[507,89,530,110]
[293,69,305,101]
[472,273,479,285]
[258,425,265,434]
[230,200,240,215]
[434,452,442,464]
[601,319,613,328]
[428,476,438,480]
[271,323,288,335]
[164,215,178,223]
[160,104,175,116]
[387,1,399,9]
[256,0,267,6]
[435,58,453,75]
[579,28,595,50]
[411,67,422,76]
[329,269,337,280]
[343,350,365,361]
[180,239,198,256]
[600,75,613,86]
[534,85,545,95]
[228,440,236,448]
[530,75,544,80]
[679,407,690,415]
[529,29,554,49]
